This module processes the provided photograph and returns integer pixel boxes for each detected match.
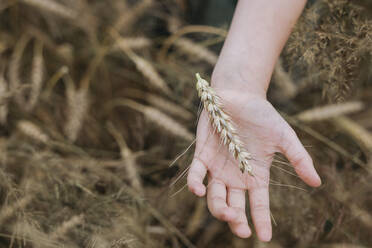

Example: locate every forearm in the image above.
[212,0,306,97]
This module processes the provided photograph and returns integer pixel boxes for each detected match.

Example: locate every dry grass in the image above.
[0,0,371,247]
[120,47,173,95]
[284,0,372,102]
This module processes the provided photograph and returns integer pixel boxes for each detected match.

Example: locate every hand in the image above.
[187,78,321,242]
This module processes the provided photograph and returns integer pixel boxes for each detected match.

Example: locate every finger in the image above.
[187,158,207,197]
[207,178,237,222]
[248,187,272,242]
[227,188,251,238]
[280,128,321,187]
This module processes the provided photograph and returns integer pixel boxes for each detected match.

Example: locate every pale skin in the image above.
[187,0,322,242]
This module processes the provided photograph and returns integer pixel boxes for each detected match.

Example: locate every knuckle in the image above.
[231,206,245,215]
[291,150,312,168]
[291,150,306,166]
[210,195,225,203]
[281,128,297,148]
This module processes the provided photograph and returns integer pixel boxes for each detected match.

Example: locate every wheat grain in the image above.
[108,99,194,141]
[17,120,49,143]
[64,87,89,142]
[26,40,44,112]
[296,101,364,122]
[196,73,253,174]
[174,38,218,65]
[50,214,84,240]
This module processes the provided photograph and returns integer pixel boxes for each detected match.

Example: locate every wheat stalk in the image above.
[113,0,152,32]
[0,72,8,125]
[273,59,297,98]
[44,66,69,98]
[106,122,143,193]
[296,101,364,122]
[196,73,253,174]
[108,99,194,141]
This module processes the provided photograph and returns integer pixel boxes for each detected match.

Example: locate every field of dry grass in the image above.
[0,0,371,247]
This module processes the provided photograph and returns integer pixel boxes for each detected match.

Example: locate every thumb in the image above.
[279,127,321,187]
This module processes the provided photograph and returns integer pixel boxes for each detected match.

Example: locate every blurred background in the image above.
[0,0,371,247]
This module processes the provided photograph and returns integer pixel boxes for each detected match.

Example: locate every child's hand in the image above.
[187,77,321,241]
[186,0,314,241]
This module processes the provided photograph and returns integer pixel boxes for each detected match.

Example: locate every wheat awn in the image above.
[195,73,253,174]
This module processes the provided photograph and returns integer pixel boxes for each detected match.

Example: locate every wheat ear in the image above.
[296,101,364,122]
[107,98,194,141]
[121,47,172,95]
[50,214,84,240]
[174,38,218,65]
[21,0,77,20]
[113,37,152,51]
[17,120,49,144]
[195,73,253,174]
[64,87,89,142]
[0,72,8,125]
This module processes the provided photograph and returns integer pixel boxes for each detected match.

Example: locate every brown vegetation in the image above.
[0,0,371,247]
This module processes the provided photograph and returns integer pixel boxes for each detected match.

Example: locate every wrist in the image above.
[211,59,269,99]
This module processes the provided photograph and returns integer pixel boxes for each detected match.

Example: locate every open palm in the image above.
[187,90,321,241]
